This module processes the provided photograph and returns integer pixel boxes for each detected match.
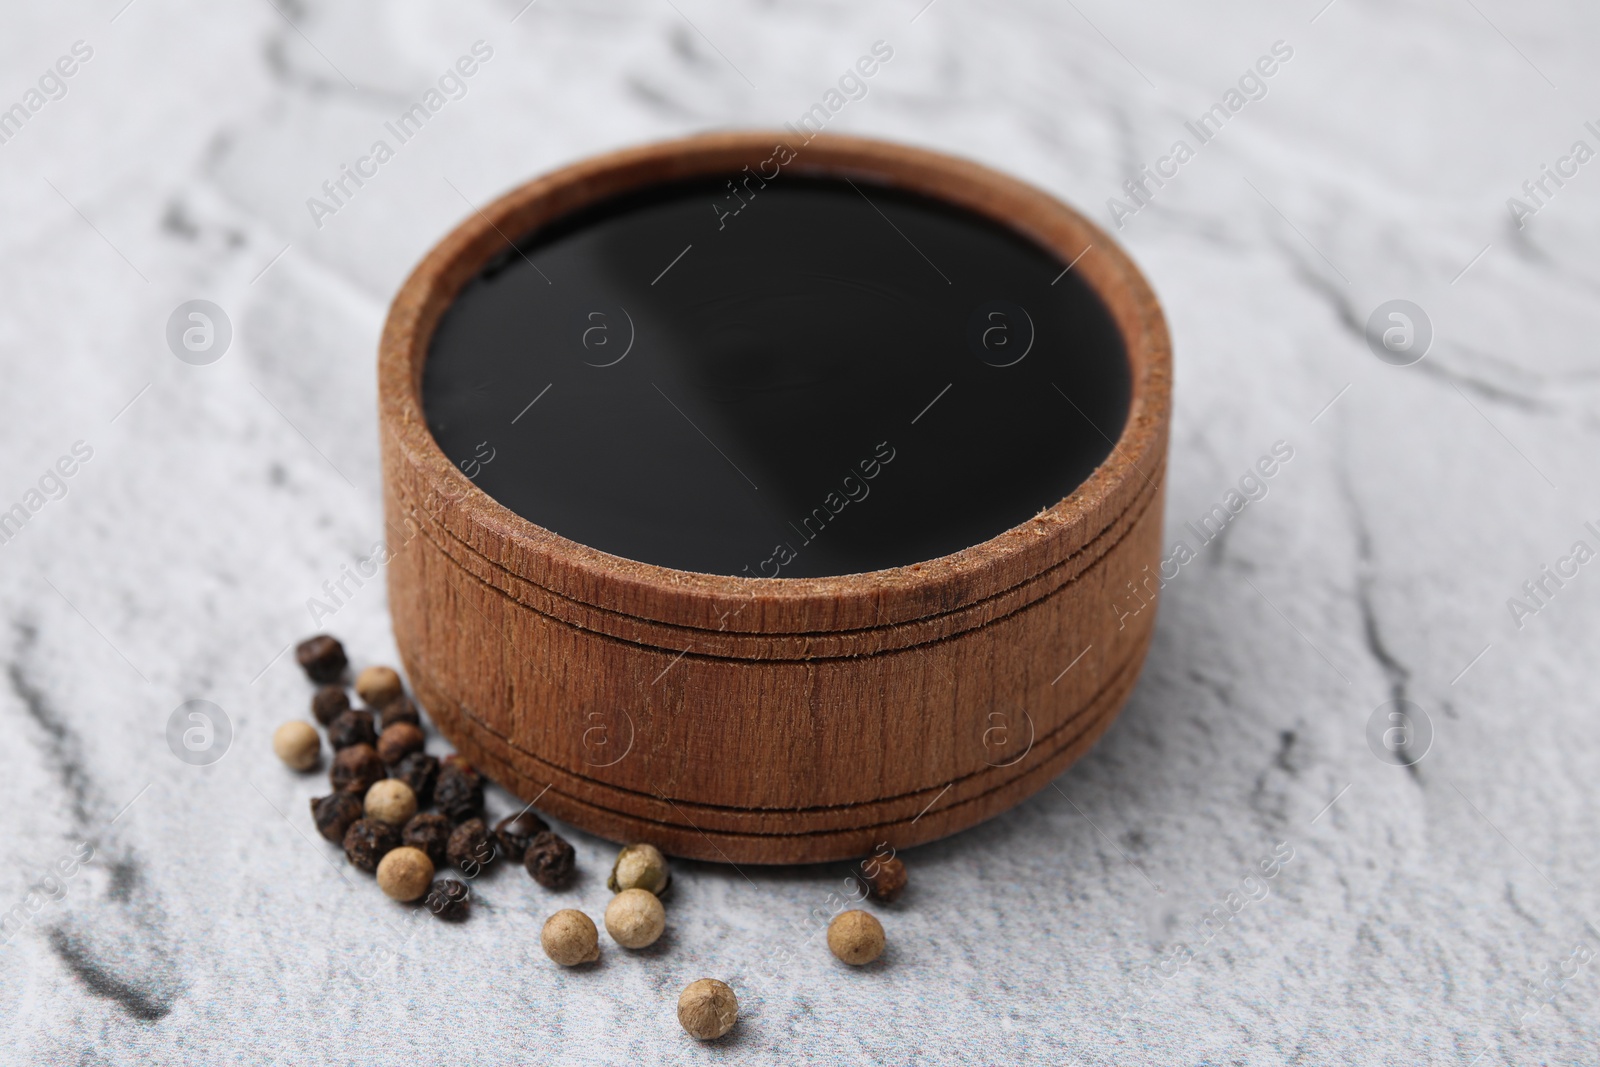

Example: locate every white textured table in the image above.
[3,1,1598,1063]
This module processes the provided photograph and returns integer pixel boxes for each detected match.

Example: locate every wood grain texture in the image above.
[378,132,1172,864]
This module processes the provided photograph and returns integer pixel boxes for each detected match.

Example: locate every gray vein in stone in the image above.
[6,621,184,1022]
[1338,470,1426,783]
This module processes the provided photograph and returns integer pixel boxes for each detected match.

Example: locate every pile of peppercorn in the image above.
[272,634,578,921]
[271,632,913,1042]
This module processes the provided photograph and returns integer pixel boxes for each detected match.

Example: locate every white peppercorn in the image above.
[542,909,599,966]
[827,909,885,965]
[357,666,404,708]
[376,846,434,902]
[272,721,321,771]
[677,978,738,1040]
[604,888,665,949]
[364,779,418,826]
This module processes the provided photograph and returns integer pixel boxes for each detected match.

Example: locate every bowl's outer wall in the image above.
[378,132,1171,864]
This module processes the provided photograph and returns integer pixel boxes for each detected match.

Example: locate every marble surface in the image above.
[3,0,1600,1063]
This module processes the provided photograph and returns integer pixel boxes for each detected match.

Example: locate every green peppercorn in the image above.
[607,843,670,895]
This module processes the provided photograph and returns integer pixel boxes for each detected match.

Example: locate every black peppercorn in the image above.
[378,694,421,730]
[296,635,347,684]
[311,685,350,726]
[310,792,364,843]
[343,818,400,872]
[392,752,439,808]
[328,709,376,750]
[425,878,470,922]
[524,830,575,889]
[862,855,907,903]
[494,809,550,859]
[434,758,484,822]
[447,818,496,875]
[330,743,385,795]
[376,722,425,766]
[402,813,453,868]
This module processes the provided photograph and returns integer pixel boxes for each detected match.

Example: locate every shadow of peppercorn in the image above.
[834,951,893,975]
[623,921,677,959]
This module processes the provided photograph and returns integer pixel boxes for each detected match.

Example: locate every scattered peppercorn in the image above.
[343,818,400,873]
[434,758,484,821]
[493,809,550,859]
[311,685,350,726]
[604,888,665,949]
[607,843,670,896]
[376,846,434,901]
[378,695,421,730]
[402,813,453,868]
[330,743,385,795]
[295,635,347,684]
[541,909,599,966]
[677,979,738,1040]
[310,792,364,843]
[327,709,376,750]
[392,751,439,808]
[272,721,321,771]
[365,779,418,826]
[356,666,404,708]
[376,722,424,766]
[447,818,496,876]
[826,910,885,965]
[424,878,470,921]
[524,830,575,889]
[862,855,907,903]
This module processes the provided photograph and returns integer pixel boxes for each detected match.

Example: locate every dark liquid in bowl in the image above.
[423,173,1130,579]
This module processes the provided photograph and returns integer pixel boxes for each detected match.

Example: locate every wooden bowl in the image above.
[378,131,1170,864]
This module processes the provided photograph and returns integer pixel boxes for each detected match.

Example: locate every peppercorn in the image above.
[392,752,438,808]
[343,818,400,872]
[524,830,575,889]
[295,635,347,684]
[376,722,424,766]
[434,758,483,821]
[365,779,418,826]
[310,792,364,843]
[376,846,434,901]
[327,709,376,750]
[447,818,496,875]
[862,855,907,903]
[330,744,385,795]
[424,878,470,921]
[379,695,421,730]
[541,909,599,966]
[607,843,670,896]
[826,909,885,965]
[677,979,738,1040]
[493,809,550,859]
[272,721,321,771]
[402,813,453,868]
[311,685,350,726]
[604,888,665,949]
[356,666,404,708]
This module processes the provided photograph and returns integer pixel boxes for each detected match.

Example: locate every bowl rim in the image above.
[378,130,1171,636]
